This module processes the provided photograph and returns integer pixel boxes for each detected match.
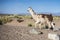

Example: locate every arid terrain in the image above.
[0,15,60,40]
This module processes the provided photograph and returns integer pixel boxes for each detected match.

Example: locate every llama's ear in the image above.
[27,7,32,11]
[28,7,32,9]
[27,7,31,11]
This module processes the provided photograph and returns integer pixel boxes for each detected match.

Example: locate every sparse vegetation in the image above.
[0,16,13,24]
[10,14,33,19]
[0,19,3,25]
[23,15,33,19]
[28,23,34,27]
[18,16,22,19]
[17,19,24,23]
[0,14,60,40]
[28,23,32,27]
[45,26,49,29]
[14,15,19,18]
[53,16,60,20]
[13,14,23,19]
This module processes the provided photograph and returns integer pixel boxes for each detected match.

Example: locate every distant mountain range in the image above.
[52,13,60,16]
[37,12,60,16]
[0,13,60,16]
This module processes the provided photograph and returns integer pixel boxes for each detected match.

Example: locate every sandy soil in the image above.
[0,18,60,40]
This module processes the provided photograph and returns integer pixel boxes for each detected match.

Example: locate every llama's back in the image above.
[37,14,53,22]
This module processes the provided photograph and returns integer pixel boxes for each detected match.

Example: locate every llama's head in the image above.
[27,7,33,12]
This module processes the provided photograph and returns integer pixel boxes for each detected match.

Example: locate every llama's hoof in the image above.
[50,27,53,30]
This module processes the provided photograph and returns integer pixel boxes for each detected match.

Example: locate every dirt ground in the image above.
[0,18,60,40]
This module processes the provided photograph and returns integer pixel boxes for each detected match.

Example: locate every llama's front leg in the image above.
[39,23,42,29]
[35,22,37,28]
[35,21,39,28]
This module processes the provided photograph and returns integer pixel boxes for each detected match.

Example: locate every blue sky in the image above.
[0,0,60,14]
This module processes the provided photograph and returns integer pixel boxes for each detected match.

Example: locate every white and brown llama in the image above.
[27,7,55,30]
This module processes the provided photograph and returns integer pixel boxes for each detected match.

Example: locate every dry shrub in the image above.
[0,16,13,24]
[23,15,33,19]
[28,23,32,27]
[0,19,3,25]
[53,16,60,20]
[18,16,23,19]
[17,19,24,23]
[27,23,35,27]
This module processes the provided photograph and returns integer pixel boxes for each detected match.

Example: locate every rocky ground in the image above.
[0,19,60,40]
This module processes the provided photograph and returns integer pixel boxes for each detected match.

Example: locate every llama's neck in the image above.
[29,9,36,17]
[29,9,37,21]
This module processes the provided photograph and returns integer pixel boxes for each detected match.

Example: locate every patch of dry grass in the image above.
[53,16,60,20]
[14,15,33,19]
[27,22,35,27]
[0,16,13,24]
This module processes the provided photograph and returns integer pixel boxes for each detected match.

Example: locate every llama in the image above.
[27,7,55,29]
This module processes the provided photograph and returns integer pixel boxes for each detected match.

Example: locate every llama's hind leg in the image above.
[47,22,54,30]
[50,22,55,30]
[51,22,55,28]
[47,22,51,29]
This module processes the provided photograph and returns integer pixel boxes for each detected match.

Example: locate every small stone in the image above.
[40,32,43,34]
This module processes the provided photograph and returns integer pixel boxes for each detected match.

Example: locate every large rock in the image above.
[48,33,60,40]
[29,28,41,34]
[53,27,60,31]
